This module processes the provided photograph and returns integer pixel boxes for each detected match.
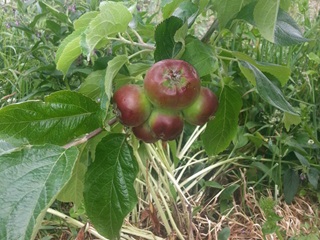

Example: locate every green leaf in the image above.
[0,144,79,240]
[78,70,106,100]
[55,29,83,75]
[104,55,128,113]
[283,168,300,204]
[181,36,217,77]
[307,52,320,64]
[73,11,99,30]
[84,134,138,239]
[240,61,298,115]
[220,184,240,200]
[38,1,71,25]
[204,181,223,189]
[213,0,251,28]
[234,51,291,86]
[82,1,132,56]
[236,3,308,45]
[57,147,88,209]
[161,0,184,19]
[154,16,184,62]
[172,1,199,25]
[274,9,309,45]
[307,168,319,189]
[202,86,242,155]
[280,0,291,10]
[0,91,103,145]
[259,197,282,234]
[218,227,231,240]
[173,22,188,59]
[253,0,279,42]
[0,140,17,154]
[282,112,301,131]
[294,151,310,167]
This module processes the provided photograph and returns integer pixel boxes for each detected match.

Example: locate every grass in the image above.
[1,0,320,239]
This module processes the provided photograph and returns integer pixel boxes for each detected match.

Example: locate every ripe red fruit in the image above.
[183,87,219,126]
[144,59,201,110]
[149,109,184,141]
[113,84,151,127]
[132,121,158,143]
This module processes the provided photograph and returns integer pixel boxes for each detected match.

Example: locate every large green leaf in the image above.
[154,16,184,62]
[202,86,243,155]
[84,134,138,239]
[82,1,132,56]
[253,0,279,42]
[0,91,103,145]
[0,145,79,240]
[240,61,298,115]
[73,11,99,30]
[181,36,217,77]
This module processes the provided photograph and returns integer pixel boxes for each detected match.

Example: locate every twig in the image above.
[63,128,103,149]
[201,19,219,43]
[0,92,16,101]
[108,35,155,50]
[63,117,119,149]
[46,208,108,240]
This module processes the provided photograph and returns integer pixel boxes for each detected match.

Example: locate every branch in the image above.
[108,34,155,50]
[201,19,219,43]
[63,117,119,149]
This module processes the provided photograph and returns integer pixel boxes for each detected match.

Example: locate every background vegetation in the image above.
[0,0,319,239]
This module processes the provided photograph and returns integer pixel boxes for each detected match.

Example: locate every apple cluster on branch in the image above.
[113,59,219,143]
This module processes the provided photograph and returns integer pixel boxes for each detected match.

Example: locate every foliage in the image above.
[0,0,319,239]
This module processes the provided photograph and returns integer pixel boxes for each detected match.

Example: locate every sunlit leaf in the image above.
[55,29,83,75]
[82,1,132,56]
[213,0,251,28]
[282,112,301,131]
[73,11,99,30]
[253,0,279,42]
[0,91,103,145]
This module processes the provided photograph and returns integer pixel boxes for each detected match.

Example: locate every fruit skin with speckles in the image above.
[148,109,184,141]
[144,59,201,110]
[113,84,151,127]
[132,121,158,143]
[183,87,219,126]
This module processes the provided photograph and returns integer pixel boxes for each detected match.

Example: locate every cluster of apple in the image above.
[113,59,219,143]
